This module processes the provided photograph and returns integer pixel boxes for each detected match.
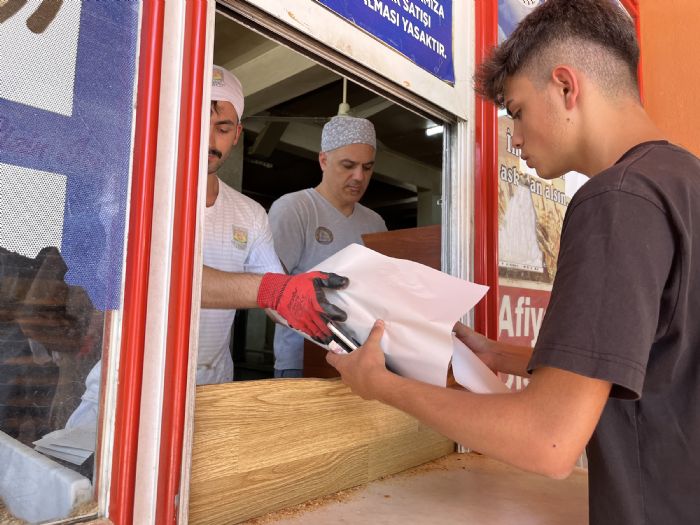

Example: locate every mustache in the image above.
[209,149,222,159]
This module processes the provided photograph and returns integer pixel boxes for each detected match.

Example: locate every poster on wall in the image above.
[496,114,586,286]
[496,113,588,364]
[315,0,454,83]
[498,285,550,347]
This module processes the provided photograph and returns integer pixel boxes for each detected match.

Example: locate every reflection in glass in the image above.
[0,1,139,521]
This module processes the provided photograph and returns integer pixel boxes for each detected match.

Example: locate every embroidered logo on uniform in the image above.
[212,68,224,86]
[232,227,248,249]
[315,226,333,245]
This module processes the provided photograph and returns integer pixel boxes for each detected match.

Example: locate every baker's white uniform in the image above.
[197,180,283,385]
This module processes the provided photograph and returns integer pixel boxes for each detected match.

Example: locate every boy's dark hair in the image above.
[476,0,640,106]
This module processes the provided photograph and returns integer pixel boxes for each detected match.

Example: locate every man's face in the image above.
[319,143,376,207]
[503,73,572,180]
[208,101,242,175]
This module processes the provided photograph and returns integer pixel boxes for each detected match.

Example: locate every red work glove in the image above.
[257,271,348,343]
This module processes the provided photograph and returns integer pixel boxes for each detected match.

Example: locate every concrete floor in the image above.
[251,453,588,525]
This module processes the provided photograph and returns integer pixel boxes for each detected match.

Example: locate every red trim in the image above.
[109,1,165,523]
[473,0,499,340]
[635,14,644,103]
[631,3,644,102]
[619,0,639,18]
[155,1,208,523]
[617,1,644,100]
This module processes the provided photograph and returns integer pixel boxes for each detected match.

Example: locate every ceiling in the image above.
[213,12,444,230]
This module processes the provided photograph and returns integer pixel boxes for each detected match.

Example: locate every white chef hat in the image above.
[321,116,376,152]
[211,64,244,120]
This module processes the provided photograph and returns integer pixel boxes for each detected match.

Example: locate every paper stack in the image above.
[33,425,96,465]
[272,244,510,394]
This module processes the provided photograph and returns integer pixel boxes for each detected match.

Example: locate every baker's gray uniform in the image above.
[268,188,387,372]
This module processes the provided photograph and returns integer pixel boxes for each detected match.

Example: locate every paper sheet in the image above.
[451,336,509,394]
[33,425,96,465]
[276,244,509,394]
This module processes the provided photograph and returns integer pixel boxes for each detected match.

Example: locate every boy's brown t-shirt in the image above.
[529,141,700,524]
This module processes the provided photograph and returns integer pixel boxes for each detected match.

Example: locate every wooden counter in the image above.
[249,452,588,525]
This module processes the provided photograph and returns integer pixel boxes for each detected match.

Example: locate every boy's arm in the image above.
[328,321,610,479]
[453,322,533,377]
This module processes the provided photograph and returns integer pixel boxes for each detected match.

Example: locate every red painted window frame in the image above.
[109,1,165,524]
[473,0,499,340]
[618,0,644,100]
[473,0,643,340]
[107,0,209,522]
[156,1,209,523]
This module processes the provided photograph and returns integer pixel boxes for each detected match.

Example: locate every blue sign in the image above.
[0,2,140,310]
[316,0,454,83]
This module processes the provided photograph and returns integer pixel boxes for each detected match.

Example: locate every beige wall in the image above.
[639,0,700,156]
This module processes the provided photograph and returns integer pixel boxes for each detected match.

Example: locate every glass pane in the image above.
[0,1,141,522]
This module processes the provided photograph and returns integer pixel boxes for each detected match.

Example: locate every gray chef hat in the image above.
[321,116,376,152]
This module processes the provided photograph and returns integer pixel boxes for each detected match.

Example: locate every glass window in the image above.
[0,2,140,522]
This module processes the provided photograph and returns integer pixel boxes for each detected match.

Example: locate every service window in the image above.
[184,2,471,522]
[204,9,448,381]
[0,2,141,522]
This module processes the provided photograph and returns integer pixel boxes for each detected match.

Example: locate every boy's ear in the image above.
[551,66,579,110]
